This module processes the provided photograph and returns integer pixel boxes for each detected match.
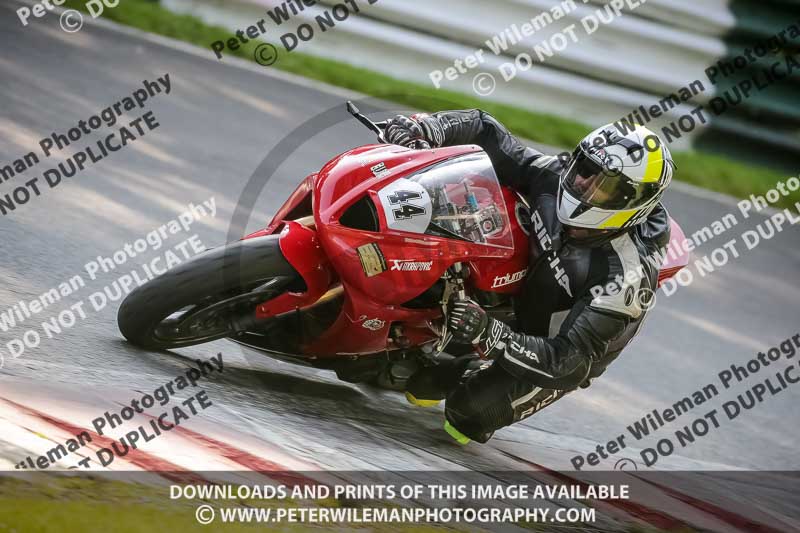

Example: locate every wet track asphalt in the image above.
[1,1,799,479]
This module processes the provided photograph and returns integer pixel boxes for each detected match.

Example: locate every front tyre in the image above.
[118,236,300,350]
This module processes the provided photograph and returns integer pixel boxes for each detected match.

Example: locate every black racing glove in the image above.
[385,114,442,149]
[448,300,489,344]
[448,300,514,360]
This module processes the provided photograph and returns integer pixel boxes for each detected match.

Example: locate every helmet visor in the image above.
[563,150,659,211]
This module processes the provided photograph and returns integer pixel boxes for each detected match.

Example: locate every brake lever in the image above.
[347,101,388,144]
[346,102,432,148]
[434,263,468,355]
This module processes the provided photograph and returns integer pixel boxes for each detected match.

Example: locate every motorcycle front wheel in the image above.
[117,236,300,350]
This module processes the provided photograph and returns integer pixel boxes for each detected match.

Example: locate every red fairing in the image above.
[467,188,531,294]
[658,219,691,287]
[255,222,333,318]
[303,285,440,355]
[246,141,688,358]
[314,144,515,307]
[243,173,317,240]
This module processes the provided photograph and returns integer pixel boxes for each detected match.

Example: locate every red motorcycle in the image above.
[119,103,689,388]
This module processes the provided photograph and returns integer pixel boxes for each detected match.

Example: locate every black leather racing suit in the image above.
[409,110,672,442]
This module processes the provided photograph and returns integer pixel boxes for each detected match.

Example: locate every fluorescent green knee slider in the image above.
[443,420,470,445]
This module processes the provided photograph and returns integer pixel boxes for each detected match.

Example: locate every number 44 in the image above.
[388,190,426,220]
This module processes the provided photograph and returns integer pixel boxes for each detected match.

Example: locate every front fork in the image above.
[432,262,468,357]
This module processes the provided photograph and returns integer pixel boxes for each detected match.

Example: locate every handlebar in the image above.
[347,102,430,149]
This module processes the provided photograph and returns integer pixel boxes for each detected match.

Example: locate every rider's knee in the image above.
[444,364,515,443]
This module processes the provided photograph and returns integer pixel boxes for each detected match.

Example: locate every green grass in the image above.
[0,476,463,533]
[0,476,257,533]
[63,0,799,209]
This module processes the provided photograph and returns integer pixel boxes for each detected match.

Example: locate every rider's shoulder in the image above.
[526,152,566,183]
[589,232,653,319]
[532,152,566,171]
[635,203,671,250]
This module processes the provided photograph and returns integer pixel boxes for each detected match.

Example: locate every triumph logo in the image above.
[390,260,433,272]
[492,268,527,288]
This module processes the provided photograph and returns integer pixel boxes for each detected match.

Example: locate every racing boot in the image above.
[443,362,517,444]
[405,354,482,407]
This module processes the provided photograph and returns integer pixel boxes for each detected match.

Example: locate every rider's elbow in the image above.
[498,350,591,391]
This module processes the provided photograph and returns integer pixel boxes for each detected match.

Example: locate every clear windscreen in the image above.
[376,153,513,249]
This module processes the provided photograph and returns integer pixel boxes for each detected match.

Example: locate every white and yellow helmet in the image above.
[557,124,674,230]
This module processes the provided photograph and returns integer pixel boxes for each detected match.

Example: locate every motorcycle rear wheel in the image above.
[117,236,300,350]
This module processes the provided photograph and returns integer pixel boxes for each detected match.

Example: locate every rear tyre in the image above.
[118,236,300,350]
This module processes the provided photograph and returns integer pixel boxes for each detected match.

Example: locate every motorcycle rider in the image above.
[384,111,675,444]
